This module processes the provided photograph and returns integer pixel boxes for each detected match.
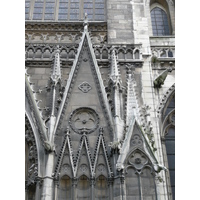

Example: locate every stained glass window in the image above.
[26,0,106,21]
[33,0,44,20]
[44,0,55,20]
[25,0,31,20]
[151,7,170,36]
[58,0,68,20]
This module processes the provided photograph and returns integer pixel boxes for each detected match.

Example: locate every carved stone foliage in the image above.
[25,22,107,34]
[78,82,92,93]
[69,107,100,134]
[25,116,38,188]
[26,31,107,45]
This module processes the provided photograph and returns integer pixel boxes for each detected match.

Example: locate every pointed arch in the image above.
[150,0,173,36]
[117,48,125,60]
[95,175,109,200]
[54,131,75,179]
[134,49,140,59]
[157,84,175,200]
[126,48,133,59]
[77,175,90,199]
[125,147,153,170]
[157,83,175,118]
[125,148,157,200]
[93,131,112,178]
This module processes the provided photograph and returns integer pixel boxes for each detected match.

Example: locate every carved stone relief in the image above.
[69,107,99,134]
[25,116,38,188]
[62,164,70,173]
[78,82,92,93]
[128,150,148,170]
[80,164,88,173]
[97,164,106,173]
[131,134,143,146]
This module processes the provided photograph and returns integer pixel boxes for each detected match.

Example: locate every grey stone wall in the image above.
[107,0,134,44]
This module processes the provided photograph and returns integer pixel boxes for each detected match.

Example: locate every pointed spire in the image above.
[83,13,89,32]
[110,48,121,84]
[51,46,61,85]
[125,66,139,126]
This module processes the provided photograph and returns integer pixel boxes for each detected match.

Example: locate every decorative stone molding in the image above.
[128,150,148,170]
[156,83,175,117]
[25,116,39,188]
[125,149,158,175]
[25,21,107,33]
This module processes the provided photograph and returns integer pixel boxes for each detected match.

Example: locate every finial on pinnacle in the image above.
[83,13,88,31]
[99,127,104,135]
[55,45,60,54]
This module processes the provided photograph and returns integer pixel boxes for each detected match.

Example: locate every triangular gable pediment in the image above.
[116,118,158,170]
[52,26,113,141]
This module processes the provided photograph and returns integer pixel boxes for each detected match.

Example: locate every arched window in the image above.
[126,168,140,199]
[58,175,72,200]
[151,7,170,36]
[161,92,175,200]
[95,175,109,200]
[134,50,140,59]
[77,175,90,199]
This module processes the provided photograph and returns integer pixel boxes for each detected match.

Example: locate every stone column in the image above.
[41,153,55,200]
[138,174,143,200]
[120,172,126,200]
[72,178,78,200]
[35,177,43,200]
[108,177,114,200]
[90,177,95,200]
[54,179,59,200]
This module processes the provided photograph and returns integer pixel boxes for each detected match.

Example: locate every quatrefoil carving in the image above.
[78,82,92,93]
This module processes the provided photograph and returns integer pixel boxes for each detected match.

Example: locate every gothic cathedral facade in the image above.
[25,0,175,200]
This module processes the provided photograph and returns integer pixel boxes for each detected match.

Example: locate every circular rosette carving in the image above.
[69,107,99,134]
[80,164,88,173]
[128,150,148,170]
[97,164,106,173]
[62,164,70,173]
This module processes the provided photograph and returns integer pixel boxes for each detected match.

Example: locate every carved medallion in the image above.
[97,164,106,173]
[78,81,92,93]
[128,150,148,170]
[69,107,99,134]
[62,164,70,173]
[80,164,88,173]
